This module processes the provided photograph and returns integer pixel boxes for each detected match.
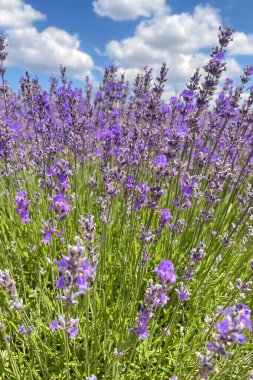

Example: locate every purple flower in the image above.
[130,259,176,341]
[49,194,72,221]
[14,190,31,224]
[49,320,58,332]
[190,242,206,262]
[213,51,224,62]
[199,303,252,378]
[154,260,177,284]
[133,183,149,211]
[54,159,72,192]
[49,314,79,339]
[129,304,154,341]
[41,218,56,245]
[123,175,134,190]
[181,88,194,102]
[145,280,169,308]
[245,65,253,75]
[55,275,69,289]
[175,282,191,301]
[215,303,252,341]
[18,324,34,335]
[181,174,199,199]
[219,306,236,315]
[68,326,78,339]
[173,195,180,207]
[163,327,171,336]
[0,269,23,310]
[54,237,96,305]
[18,324,25,334]
[78,214,96,242]
[236,278,251,292]
[152,154,167,169]
[159,208,172,227]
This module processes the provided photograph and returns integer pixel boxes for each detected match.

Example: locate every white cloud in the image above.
[0,0,45,29]
[228,32,253,55]
[104,4,242,92]
[0,0,94,80]
[92,0,168,21]
[0,0,250,91]
[6,27,94,79]
[135,5,220,53]
[105,5,221,65]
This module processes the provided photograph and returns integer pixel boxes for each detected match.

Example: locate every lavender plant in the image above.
[0,29,252,379]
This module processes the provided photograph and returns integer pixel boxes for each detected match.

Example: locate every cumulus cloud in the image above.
[0,0,45,29]
[229,32,253,55]
[0,0,250,91]
[92,0,168,21]
[105,5,221,65]
[104,4,242,92]
[0,0,94,80]
[6,26,93,79]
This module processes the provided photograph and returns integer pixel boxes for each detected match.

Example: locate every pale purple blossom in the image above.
[49,315,79,339]
[0,269,23,310]
[154,260,177,284]
[54,237,96,305]
[14,190,31,223]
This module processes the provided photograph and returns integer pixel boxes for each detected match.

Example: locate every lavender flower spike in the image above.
[49,314,79,339]
[199,303,252,379]
[130,259,177,340]
[14,190,31,224]
[154,260,177,284]
[54,236,96,305]
[0,269,23,310]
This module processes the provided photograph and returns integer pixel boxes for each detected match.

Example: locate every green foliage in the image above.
[0,161,252,380]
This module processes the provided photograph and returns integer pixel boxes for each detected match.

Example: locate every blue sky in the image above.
[0,0,253,93]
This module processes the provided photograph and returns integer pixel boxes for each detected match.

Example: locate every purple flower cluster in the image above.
[129,305,154,341]
[175,282,191,301]
[78,214,99,266]
[54,236,96,305]
[130,260,176,340]
[44,159,73,193]
[154,260,177,284]
[18,323,34,335]
[183,242,206,284]
[14,190,31,224]
[50,314,79,339]
[198,304,252,379]
[133,183,150,211]
[78,213,96,243]
[40,160,73,241]
[180,173,200,206]
[173,242,207,302]
[50,237,98,339]
[0,269,23,310]
[158,208,173,228]
[40,218,56,245]
[153,154,168,170]
[49,194,72,222]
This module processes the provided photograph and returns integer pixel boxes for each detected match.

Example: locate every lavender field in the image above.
[0,28,253,379]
